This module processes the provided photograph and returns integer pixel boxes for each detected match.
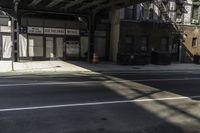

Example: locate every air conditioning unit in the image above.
[191,19,199,24]
[176,18,182,23]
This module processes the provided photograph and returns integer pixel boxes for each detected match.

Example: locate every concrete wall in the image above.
[118,21,200,62]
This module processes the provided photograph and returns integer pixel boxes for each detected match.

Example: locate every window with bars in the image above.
[192,5,199,20]
[192,37,198,48]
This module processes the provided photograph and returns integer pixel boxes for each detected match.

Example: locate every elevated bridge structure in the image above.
[0,0,181,62]
[0,0,152,62]
[0,0,149,17]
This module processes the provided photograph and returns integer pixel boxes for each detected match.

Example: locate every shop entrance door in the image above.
[45,37,54,58]
[2,35,12,59]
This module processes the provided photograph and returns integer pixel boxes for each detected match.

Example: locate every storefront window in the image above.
[56,37,64,58]
[28,36,44,57]
[19,34,27,57]
[46,37,54,58]
[2,35,12,59]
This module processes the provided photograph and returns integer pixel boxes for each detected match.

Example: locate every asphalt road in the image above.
[0,71,200,133]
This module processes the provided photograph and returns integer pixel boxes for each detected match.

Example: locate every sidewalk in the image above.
[0,61,200,74]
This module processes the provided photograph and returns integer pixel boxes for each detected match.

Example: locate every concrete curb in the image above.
[0,69,200,77]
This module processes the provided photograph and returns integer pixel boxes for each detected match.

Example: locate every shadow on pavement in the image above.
[0,63,199,133]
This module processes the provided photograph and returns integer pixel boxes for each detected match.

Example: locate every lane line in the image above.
[0,96,200,112]
[0,77,200,87]
[0,81,98,87]
[134,78,200,82]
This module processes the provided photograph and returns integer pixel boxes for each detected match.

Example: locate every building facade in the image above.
[117,0,200,63]
[0,13,110,62]
[1,0,200,64]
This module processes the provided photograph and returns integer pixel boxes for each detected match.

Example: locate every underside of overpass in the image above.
[0,0,150,62]
[0,0,149,16]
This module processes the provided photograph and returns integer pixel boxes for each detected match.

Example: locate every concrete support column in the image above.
[12,0,20,62]
[88,15,95,62]
[11,19,19,62]
[109,8,120,62]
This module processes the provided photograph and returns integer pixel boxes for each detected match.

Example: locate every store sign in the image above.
[66,29,80,36]
[28,27,43,34]
[44,28,65,35]
[0,26,11,33]
[19,26,27,34]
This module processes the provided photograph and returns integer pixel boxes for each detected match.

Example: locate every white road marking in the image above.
[0,82,86,87]
[134,78,200,82]
[0,77,200,87]
[0,96,199,112]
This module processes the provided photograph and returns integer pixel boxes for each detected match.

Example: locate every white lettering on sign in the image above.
[0,26,11,33]
[66,29,80,36]
[28,27,43,34]
[44,28,65,35]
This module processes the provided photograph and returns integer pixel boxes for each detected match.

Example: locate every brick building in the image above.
[117,0,200,63]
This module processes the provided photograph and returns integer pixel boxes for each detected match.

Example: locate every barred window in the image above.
[192,5,199,20]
